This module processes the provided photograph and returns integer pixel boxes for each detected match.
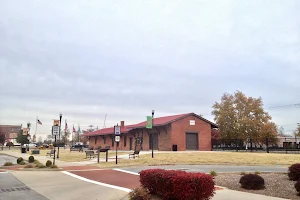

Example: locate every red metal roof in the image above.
[84,113,217,137]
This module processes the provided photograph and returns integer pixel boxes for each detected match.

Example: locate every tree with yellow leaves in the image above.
[212,91,278,144]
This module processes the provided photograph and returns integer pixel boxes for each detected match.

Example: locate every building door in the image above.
[129,137,133,150]
[149,133,158,150]
[186,133,198,150]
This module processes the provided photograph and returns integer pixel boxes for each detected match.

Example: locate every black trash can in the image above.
[172,144,177,151]
[21,147,26,153]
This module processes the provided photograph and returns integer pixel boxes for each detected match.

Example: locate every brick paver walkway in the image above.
[68,169,140,189]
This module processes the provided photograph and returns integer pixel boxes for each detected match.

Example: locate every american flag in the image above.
[65,120,68,131]
[37,119,42,125]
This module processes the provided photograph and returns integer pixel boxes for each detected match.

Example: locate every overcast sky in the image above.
[0,0,299,140]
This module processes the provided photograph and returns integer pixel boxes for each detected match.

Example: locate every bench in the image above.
[47,150,55,157]
[70,147,83,152]
[85,150,95,159]
[129,150,140,159]
[31,149,40,154]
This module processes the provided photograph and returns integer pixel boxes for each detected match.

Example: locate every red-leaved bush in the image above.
[140,169,215,200]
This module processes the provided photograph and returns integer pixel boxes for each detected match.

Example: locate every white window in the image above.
[190,120,195,125]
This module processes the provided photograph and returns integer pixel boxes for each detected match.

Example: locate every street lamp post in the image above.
[296,123,300,148]
[151,110,155,158]
[57,113,62,159]
[27,122,31,151]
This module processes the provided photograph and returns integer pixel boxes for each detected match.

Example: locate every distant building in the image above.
[0,125,22,144]
[277,136,300,148]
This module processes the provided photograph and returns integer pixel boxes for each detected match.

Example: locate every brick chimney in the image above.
[121,121,125,128]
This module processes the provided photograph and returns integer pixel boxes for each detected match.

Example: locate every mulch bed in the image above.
[214,173,299,200]
[0,165,25,170]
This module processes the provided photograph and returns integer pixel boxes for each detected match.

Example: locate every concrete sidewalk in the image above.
[213,189,288,200]
[11,171,128,200]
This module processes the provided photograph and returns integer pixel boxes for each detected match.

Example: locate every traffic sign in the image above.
[53,120,60,126]
[114,126,121,135]
[115,136,120,142]
[52,126,59,136]
[22,128,28,136]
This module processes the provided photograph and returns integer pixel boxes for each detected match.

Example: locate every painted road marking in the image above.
[66,169,106,172]
[112,168,139,175]
[62,171,132,193]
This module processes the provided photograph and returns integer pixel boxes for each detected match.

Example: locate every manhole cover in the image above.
[0,187,30,193]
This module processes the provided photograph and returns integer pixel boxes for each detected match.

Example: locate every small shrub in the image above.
[28,156,34,163]
[46,160,52,167]
[17,157,24,164]
[50,164,58,168]
[24,164,34,168]
[255,171,261,175]
[19,161,26,165]
[288,163,300,181]
[210,170,217,176]
[240,172,246,175]
[4,162,13,166]
[239,174,265,190]
[33,160,41,165]
[37,163,46,168]
[140,169,215,200]
[295,181,300,196]
[129,187,151,200]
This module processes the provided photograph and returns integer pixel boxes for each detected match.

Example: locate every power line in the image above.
[269,103,300,109]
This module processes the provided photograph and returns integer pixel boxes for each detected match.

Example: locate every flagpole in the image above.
[35,116,38,143]
[72,124,74,146]
[78,124,79,143]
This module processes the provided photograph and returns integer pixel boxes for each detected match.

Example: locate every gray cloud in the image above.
[0,0,299,138]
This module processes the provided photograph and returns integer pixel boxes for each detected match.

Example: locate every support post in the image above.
[57,114,62,159]
[53,135,56,165]
[116,143,118,165]
[152,110,154,158]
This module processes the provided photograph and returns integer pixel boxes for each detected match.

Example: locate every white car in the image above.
[28,143,37,148]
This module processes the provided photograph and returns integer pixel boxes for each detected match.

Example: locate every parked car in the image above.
[28,143,37,148]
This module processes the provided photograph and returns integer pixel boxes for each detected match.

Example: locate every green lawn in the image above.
[92,151,299,168]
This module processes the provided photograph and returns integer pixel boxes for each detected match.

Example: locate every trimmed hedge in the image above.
[140,169,215,200]
[239,174,265,190]
[288,163,300,181]
[46,160,52,167]
[28,156,34,163]
[17,157,24,164]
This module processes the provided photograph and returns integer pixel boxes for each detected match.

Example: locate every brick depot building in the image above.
[84,113,218,151]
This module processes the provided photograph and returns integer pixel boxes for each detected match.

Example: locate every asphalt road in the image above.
[120,164,288,174]
[0,154,17,166]
[0,172,48,200]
